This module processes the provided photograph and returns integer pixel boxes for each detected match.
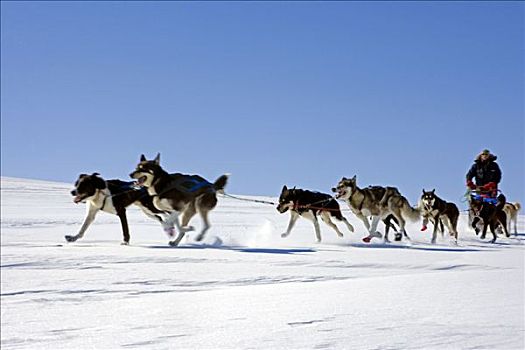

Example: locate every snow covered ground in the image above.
[1,177,524,349]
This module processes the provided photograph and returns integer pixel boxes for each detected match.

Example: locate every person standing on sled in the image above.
[466,149,502,197]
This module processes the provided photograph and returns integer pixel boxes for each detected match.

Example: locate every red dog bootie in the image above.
[421,225,427,231]
[362,236,372,243]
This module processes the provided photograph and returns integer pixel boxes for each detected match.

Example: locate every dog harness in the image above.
[471,194,498,205]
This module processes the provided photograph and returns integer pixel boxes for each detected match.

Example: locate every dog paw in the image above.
[121,241,129,246]
[169,240,179,247]
[394,233,402,241]
[65,235,77,242]
[195,234,205,242]
[164,227,175,237]
[348,225,354,232]
[362,236,372,243]
[281,233,289,238]
[431,239,436,244]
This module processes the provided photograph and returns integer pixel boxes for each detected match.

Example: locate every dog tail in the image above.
[213,174,229,194]
[514,202,521,212]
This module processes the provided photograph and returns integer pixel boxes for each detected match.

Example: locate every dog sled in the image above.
[466,188,509,241]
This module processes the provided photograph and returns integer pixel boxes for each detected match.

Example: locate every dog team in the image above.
[67,152,521,246]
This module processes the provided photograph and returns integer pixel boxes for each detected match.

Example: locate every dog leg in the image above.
[442,216,457,245]
[117,210,130,245]
[500,216,510,238]
[181,201,197,231]
[480,218,490,240]
[65,204,98,242]
[421,215,429,231]
[431,215,440,244]
[361,215,382,243]
[471,217,481,236]
[332,210,354,232]
[281,212,298,237]
[321,212,344,237]
[164,211,194,246]
[312,213,322,243]
[136,203,165,228]
[489,221,497,243]
[195,208,211,242]
[281,211,300,238]
[370,216,383,242]
[391,209,408,242]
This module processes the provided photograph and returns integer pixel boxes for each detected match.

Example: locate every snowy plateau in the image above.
[1,177,524,350]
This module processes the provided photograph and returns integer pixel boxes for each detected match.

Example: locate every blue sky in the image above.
[1,1,524,207]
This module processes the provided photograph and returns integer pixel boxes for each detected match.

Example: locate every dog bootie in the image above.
[421,225,427,231]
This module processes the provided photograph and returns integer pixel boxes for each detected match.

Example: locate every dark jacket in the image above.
[466,154,502,187]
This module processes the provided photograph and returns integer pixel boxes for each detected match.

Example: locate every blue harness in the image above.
[179,178,213,192]
[471,194,498,205]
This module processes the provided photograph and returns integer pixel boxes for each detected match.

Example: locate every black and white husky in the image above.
[418,189,460,244]
[66,173,166,245]
[277,185,354,242]
[129,153,228,247]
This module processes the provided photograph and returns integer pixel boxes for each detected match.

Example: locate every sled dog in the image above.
[277,186,354,242]
[469,194,508,243]
[418,189,459,244]
[129,153,228,246]
[66,173,166,244]
[503,202,521,235]
[332,176,419,243]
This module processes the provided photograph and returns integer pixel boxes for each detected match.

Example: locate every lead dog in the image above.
[277,185,354,242]
[129,153,228,246]
[332,176,419,243]
[418,189,459,244]
[66,173,166,245]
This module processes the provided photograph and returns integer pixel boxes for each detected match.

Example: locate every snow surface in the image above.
[1,177,524,349]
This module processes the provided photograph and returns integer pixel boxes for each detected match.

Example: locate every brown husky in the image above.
[130,153,228,246]
[332,176,419,243]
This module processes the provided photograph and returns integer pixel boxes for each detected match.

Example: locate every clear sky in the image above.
[1,1,524,207]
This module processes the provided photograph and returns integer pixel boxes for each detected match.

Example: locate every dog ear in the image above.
[282,185,288,192]
[79,174,88,179]
[431,189,435,194]
[91,172,100,177]
[93,176,106,190]
[140,154,146,162]
[351,175,357,182]
[154,153,160,165]
[422,189,425,194]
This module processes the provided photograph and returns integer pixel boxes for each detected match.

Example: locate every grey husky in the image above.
[332,175,419,243]
[129,153,228,246]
